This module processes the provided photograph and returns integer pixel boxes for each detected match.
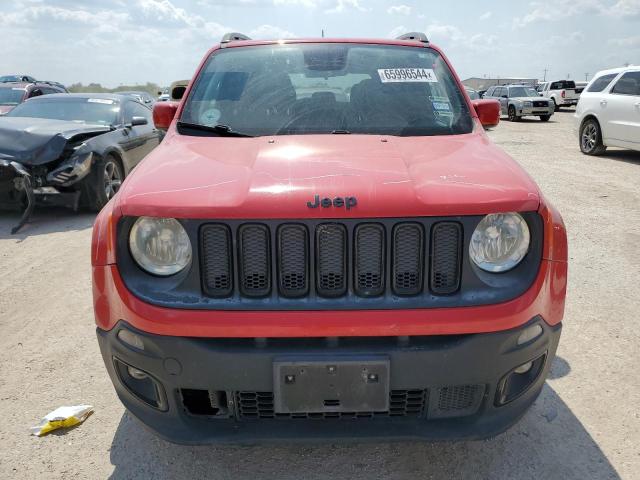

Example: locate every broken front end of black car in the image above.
[0,118,113,233]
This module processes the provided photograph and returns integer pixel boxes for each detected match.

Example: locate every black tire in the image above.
[539,115,551,122]
[80,154,124,212]
[507,105,520,122]
[552,98,559,112]
[579,118,607,156]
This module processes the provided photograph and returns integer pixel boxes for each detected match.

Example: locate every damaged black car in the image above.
[0,93,161,233]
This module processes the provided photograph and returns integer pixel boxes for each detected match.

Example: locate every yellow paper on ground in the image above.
[30,405,93,436]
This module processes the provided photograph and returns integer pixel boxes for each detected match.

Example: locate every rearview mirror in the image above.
[153,101,179,130]
[472,99,500,129]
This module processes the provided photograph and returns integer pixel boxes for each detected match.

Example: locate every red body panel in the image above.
[91,38,568,339]
[115,129,540,219]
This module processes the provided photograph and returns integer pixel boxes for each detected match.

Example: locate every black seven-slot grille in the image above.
[201,220,462,299]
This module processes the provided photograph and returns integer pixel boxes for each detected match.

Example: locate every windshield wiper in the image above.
[177,121,254,138]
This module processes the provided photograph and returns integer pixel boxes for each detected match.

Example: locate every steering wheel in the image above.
[276,109,345,135]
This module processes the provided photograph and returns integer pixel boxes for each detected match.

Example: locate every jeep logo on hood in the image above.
[307,195,357,210]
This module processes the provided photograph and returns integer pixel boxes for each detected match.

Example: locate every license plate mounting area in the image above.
[273,356,390,414]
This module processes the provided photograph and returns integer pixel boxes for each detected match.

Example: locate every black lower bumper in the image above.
[96,317,561,444]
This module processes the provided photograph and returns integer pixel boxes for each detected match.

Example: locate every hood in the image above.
[0,117,111,166]
[117,129,540,219]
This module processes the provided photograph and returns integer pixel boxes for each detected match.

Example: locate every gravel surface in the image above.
[0,110,638,479]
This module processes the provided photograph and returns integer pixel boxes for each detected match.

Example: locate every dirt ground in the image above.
[0,110,638,479]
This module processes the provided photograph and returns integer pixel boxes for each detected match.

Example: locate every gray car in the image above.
[484,85,554,122]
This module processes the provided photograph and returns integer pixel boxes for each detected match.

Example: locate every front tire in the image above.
[80,154,124,212]
[539,115,551,122]
[552,98,559,112]
[579,118,607,156]
[508,105,520,122]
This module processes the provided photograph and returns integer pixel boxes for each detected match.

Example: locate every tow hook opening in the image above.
[181,389,231,417]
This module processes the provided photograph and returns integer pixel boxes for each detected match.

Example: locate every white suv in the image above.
[575,66,640,155]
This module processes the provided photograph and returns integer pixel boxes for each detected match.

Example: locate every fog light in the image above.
[113,358,167,411]
[118,329,144,350]
[495,353,547,406]
[514,361,533,374]
[517,324,543,345]
[127,366,148,380]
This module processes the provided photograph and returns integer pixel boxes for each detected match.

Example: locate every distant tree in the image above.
[68,82,164,96]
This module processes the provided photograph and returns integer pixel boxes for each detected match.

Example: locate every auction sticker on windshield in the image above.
[88,98,115,104]
[378,68,438,83]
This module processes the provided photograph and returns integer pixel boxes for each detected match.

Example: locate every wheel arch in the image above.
[579,114,604,143]
[102,149,127,177]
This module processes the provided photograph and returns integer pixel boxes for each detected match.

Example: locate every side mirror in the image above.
[171,86,186,101]
[130,116,148,127]
[153,101,179,130]
[501,95,508,99]
[539,93,544,96]
[472,99,500,128]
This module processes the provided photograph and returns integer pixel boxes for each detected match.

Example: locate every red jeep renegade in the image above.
[92,33,567,443]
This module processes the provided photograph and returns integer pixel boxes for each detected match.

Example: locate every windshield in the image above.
[0,75,23,82]
[7,98,120,125]
[0,87,25,106]
[509,87,539,97]
[181,43,473,137]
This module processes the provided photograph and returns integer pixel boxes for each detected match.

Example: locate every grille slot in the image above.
[392,223,424,296]
[238,224,271,297]
[236,390,427,419]
[429,384,483,419]
[430,222,462,294]
[200,224,233,297]
[354,224,385,297]
[277,224,309,298]
[316,224,347,297]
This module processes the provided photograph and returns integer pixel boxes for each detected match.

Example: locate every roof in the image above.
[27,93,124,101]
[213,37,441,52]
[594,65,640,76]
[0,81,66,90]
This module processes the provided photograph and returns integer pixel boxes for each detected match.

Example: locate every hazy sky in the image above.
[2,0,639,87]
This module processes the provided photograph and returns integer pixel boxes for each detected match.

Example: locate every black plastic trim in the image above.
[199,223,233,298]
[115,213,543,311]
[353,223,386,297]
[277,224,310,298]
[429,221,462,295]
[315,223,348,298]
[96,317,561,443]
[391,222,425,296]
[237,223,271,298]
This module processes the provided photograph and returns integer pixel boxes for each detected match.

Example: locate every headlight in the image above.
[469,213,530,272]
[129,217,192,276]
[523,101,532,107]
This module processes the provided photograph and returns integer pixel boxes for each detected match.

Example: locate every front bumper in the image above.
[519,106,554,116]
[97,317,561,444]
